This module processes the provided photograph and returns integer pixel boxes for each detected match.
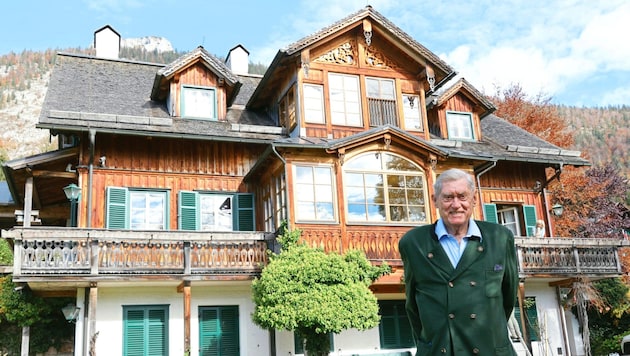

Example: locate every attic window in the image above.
[446,111,474,140]
[181,85,217,120]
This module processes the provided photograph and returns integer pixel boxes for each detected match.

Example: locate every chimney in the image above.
[94,25,121,59]
[226,45,249,75]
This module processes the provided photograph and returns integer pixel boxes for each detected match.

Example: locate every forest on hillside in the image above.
[0,49,628,178]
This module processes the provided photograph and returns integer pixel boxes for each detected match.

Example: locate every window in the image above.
[402,94,422,131]
[379,300,414,349]
[446,111,474,140]
[199,306,239,356]
[484,204,537,237]
[344,152,429,223]
[328,73,362,126]
[262,172,287,232]
[123,305,168,356]
[294,333,334,354]
[513,297,540,342]
[366,77,397,126]
[294,165,335,222]
[279,85,296,130]
[106,187,169,230]
[182,85,217,120]
[179,191,254,231]
[303,84,324,124]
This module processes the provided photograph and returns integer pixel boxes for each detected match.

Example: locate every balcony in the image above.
[515,237,625,279]
[2,227,273,285]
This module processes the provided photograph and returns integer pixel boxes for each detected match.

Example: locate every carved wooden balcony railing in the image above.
[515,237,623,278]
[3,227,272,281]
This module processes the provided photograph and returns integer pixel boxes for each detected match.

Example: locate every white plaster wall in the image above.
[525,282,569,356]
[94,283,270,356]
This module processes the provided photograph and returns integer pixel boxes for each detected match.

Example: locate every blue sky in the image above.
[1,0,629,108]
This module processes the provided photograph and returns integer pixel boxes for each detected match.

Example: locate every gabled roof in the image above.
[434,77,496,118]
[150,46,241,104]
[248,5,456,108]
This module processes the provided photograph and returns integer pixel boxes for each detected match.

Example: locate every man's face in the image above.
[434,178,475,231]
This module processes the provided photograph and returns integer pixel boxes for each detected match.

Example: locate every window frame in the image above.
[178,191,255,232]
[402,94,423,131]
[343,152,429,224]
[328,73,362,127]
[293,164,337,223]
[445,110,474,140]
[106,187,170,230]
[123,304,169,356]
[303,83,325,124]
[279,85,296,130]
[181,85,218,120]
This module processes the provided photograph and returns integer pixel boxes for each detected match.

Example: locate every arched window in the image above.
[344,152,429,223]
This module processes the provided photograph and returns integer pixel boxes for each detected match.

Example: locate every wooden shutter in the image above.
[378,300,414,349]
[199,306,240,356]
[106,187,128,229]
[233,193,255,231]
[123,306,168,356]
[483,203,498,224]
[522,205,537,237]
[179,191,199,230]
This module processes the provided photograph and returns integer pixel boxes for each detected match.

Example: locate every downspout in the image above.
[87,129,96,227]
[269,143,286,356]
[475,161,497,219]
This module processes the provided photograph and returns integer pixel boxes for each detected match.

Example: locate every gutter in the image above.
[474,161,497,220]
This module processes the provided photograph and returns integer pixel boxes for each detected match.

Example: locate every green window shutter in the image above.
[525,298,540,342]
[179,191,199,230]
[123,305,168,356]
[233,193,255,231]
[199,306,240,356]
[483,203,498,224]
[107,187,128,229]
[523,205,537,237]
[378,300,414,349]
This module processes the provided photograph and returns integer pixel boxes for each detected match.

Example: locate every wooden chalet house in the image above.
[1,7,625,356]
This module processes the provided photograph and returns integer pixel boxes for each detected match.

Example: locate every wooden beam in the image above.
[31,170,77,179]
[183,281,191,355]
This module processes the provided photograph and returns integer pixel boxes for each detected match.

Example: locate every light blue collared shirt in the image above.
[435,219,482,268]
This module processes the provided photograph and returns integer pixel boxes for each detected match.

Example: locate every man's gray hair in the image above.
[434,168,476,196]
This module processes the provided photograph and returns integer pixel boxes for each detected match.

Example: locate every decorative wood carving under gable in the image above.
[364,45,399,70]
[314,40,357,65]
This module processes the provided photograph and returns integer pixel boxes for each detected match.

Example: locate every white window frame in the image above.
[199,194,233,231]
[498,206,521,236]
[303,83,325,124]
[446,111,474,140]
[343,152,429,224]
[181,85,217,120]
[293,165,336,222]
[129,190,168,230]
[328,73,362,126]
[365,77,395,100]
[402,94,422,131]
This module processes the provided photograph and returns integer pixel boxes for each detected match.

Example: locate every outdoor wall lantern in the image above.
[61,303,80,323]
[63,183,81,227]
[551,203,564,217]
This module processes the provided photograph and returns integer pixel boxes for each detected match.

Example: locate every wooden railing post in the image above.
[90,239,99,275]
[573,247,581,273]
[184,241,191,275]
[13,237,23,276]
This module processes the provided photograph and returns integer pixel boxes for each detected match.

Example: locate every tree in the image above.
[548,164,630,238]
[490,83,574,147]
[0,276,74,355]
[252,226,390,356]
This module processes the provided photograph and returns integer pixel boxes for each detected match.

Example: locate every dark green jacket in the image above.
[399,220,518,356]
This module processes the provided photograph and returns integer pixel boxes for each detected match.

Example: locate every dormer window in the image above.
[366,77,397,126]
[446,111,474,140]
[181,85,217,120]
[402,94,422,131]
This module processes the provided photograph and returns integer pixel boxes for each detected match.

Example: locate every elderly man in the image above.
[399,168,518,355]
